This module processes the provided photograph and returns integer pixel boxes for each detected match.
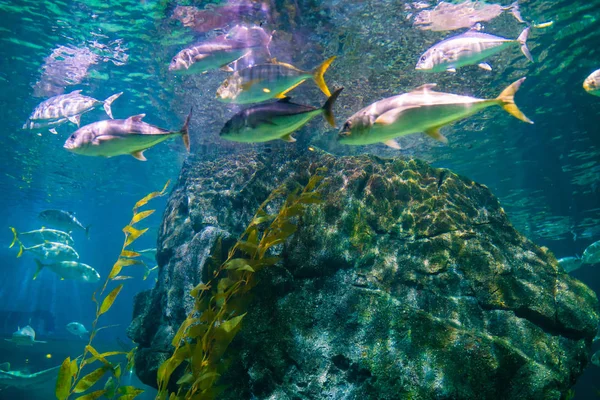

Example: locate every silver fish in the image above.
[38,210,89,237]
[415,27,532,73]
[220,88,342,143]
[583,69,600,96]
[582,240,600,265]
[9,226,74,247]
[63,109,192,161]
[4,326,46,346]
[66,322,90,338]
[24,90,122,132]
[169,25,272,74]
[13,239,79,262]
[557,256,583,273]
[338,78,533,149]
[34,259,100,282]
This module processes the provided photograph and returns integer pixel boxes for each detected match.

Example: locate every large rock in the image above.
[128,150,598,399]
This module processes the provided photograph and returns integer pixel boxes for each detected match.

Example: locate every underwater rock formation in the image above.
[128,151,598,399]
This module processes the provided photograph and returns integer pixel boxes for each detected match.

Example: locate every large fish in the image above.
[557,256,583,273]
[583,69,600,96]
[34,259,100,282]
[12,237,79,261]
[38,210,89,237]
[9,227,74,247]
[216,57,336,104]
[582,240,600,265]
[415,27,532,73]
[169,25,272,75]
[63,109,192,161]
[4,326,46,346]
[24,90,122,133]
[220,88,343,143]
[338,78,533,149]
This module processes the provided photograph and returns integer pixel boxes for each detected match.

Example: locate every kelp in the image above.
[156,168,327,399]
[56,181,171,400]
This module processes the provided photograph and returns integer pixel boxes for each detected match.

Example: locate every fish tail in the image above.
[179,107,193,152]
[322,87,344,127]
[9,227,25,257]
[33,259,45,280]
[85,225,91,239]
[517,27,533,62]
[496,78,534,124]
[312,56,336,97]
[103,92,123,119]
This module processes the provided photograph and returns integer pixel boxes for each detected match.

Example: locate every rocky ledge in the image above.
[128,150,598,400]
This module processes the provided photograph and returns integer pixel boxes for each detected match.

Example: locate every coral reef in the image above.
[128,150,598,399]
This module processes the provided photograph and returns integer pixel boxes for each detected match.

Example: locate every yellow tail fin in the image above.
[496,78,534,124]
[312,56,336,97]
[9,227,24,257]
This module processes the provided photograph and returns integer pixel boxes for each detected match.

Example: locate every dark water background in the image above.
[0,0,599,398]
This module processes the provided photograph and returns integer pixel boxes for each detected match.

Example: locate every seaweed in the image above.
[156,168,328,399]
[55,181,171,400]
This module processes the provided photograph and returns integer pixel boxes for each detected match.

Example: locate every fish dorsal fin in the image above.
[127,114,146,122]
[412,83,437,92]
[68,90,83,95]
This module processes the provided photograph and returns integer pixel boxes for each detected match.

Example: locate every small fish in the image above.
[143,265,158,280]
[220,88,343,143]
[583,69,600,96]
[4,326,46,346]
[415,27,532,73]
[38,210,89,237]
[216,57,336,104]
[23,90,122,133]
[12,238,79,262]
[66,322,90,338]
[338,78,533,149]
[34,259,100,282]
[138,248,157,261]
[582,240,600,265]
[593,350,600,367]
[169,25,272,74]
[9,227,74,248]
[64,109,192,161]
[557,256,583,273]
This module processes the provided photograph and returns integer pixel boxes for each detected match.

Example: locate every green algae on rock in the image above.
[127,151,598,399]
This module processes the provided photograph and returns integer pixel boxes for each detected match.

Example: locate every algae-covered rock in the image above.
[128,150,598,399]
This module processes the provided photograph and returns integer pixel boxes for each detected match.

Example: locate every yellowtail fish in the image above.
[64,109,192,161]
[9,227,74,247]
[220,88,343,143]
[12,234,79,261]
[583,69,600,96]
[23,90,122,133]
[169,25,272,74]
[34,259,100,282]
[338,78,533,148]
[216,56,336,104]
[415,27,532,73]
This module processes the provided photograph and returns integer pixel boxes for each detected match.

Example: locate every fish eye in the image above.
[420,55,426,62]
[223,81,229,88]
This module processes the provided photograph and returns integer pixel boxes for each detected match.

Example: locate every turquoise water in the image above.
[0,0,599,398]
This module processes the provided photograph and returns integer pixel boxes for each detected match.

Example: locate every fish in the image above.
[169,25,272,74]
[220,87,343,143]
[557,256,583,273]
[23,90,122,133]
[415,27,532,73]
[12,238,79,262]
[216,57,336,104]
[0,364,60,391]
[593,350,600,367]
[34,259,100,282]
[143,265,158,280]
[9,227,74,247]
[583,69,600,96]
[4,326,46,346]
[66,322,90,338]
[138,248,157,261]
[38,210,90,237]
[582,240,600,265]
[338,78,533,149]
[171,2,268,34]
[63,109,192,161]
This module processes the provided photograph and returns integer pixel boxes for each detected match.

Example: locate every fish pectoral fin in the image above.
[375,106,418,125]
[49,128,58,135]
[383,139,401,149]
[67,115,81,126]
[127,114,146,122]
[478,63,492,71]
[446,68,457,73]
[281,134,296,143]
[241,79,261,91]
[424,127,448,144]
[219,65,234,72]
[131,150,147,161]
[413,83,437,92]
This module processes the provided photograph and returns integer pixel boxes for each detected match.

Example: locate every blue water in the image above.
[0,0,599,398]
